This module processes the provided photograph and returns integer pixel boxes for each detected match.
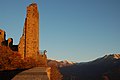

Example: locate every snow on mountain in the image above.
[47,59,75,67]
[103,54,120,59]
[60,54,120,80]
[113,54,120,59]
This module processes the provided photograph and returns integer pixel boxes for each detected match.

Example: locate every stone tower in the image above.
[0,29,6,46]
[18,3,39,60]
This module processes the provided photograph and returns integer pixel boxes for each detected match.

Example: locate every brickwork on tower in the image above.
[18,3,39,60]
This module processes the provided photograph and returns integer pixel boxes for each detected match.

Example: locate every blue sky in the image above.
[0,0,120,62]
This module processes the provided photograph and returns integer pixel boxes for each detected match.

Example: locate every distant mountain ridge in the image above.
[47,59,75,68]
[57,54,120,80]
[48,54,120,67]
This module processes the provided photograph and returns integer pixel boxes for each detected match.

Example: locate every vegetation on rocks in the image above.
[48,61,63,80]
[0,46,47,70]
[0,46,63,80]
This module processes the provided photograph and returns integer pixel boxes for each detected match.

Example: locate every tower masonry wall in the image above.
[18,3,39,60]
[0,29,6,46]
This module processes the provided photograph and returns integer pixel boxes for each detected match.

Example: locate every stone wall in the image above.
[0,29,6,46]
[12,67,51,80]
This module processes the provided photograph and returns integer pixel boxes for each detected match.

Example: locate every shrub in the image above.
[0,46,23,70]
[0,46,48,70]
[48,62,63,80]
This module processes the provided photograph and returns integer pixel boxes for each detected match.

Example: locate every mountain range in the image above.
[47,59,75,68]
[48,54,120,80]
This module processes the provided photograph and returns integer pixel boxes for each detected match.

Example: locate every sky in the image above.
[0,0,120,62]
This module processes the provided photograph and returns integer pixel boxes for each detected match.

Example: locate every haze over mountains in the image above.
[48,54,120,80]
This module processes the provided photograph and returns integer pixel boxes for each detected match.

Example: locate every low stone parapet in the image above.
[12,67,51,80]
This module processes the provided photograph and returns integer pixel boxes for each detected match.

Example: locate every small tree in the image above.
[0,46,23,70]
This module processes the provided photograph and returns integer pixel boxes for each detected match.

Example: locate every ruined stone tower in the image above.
[18,3,39,60]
